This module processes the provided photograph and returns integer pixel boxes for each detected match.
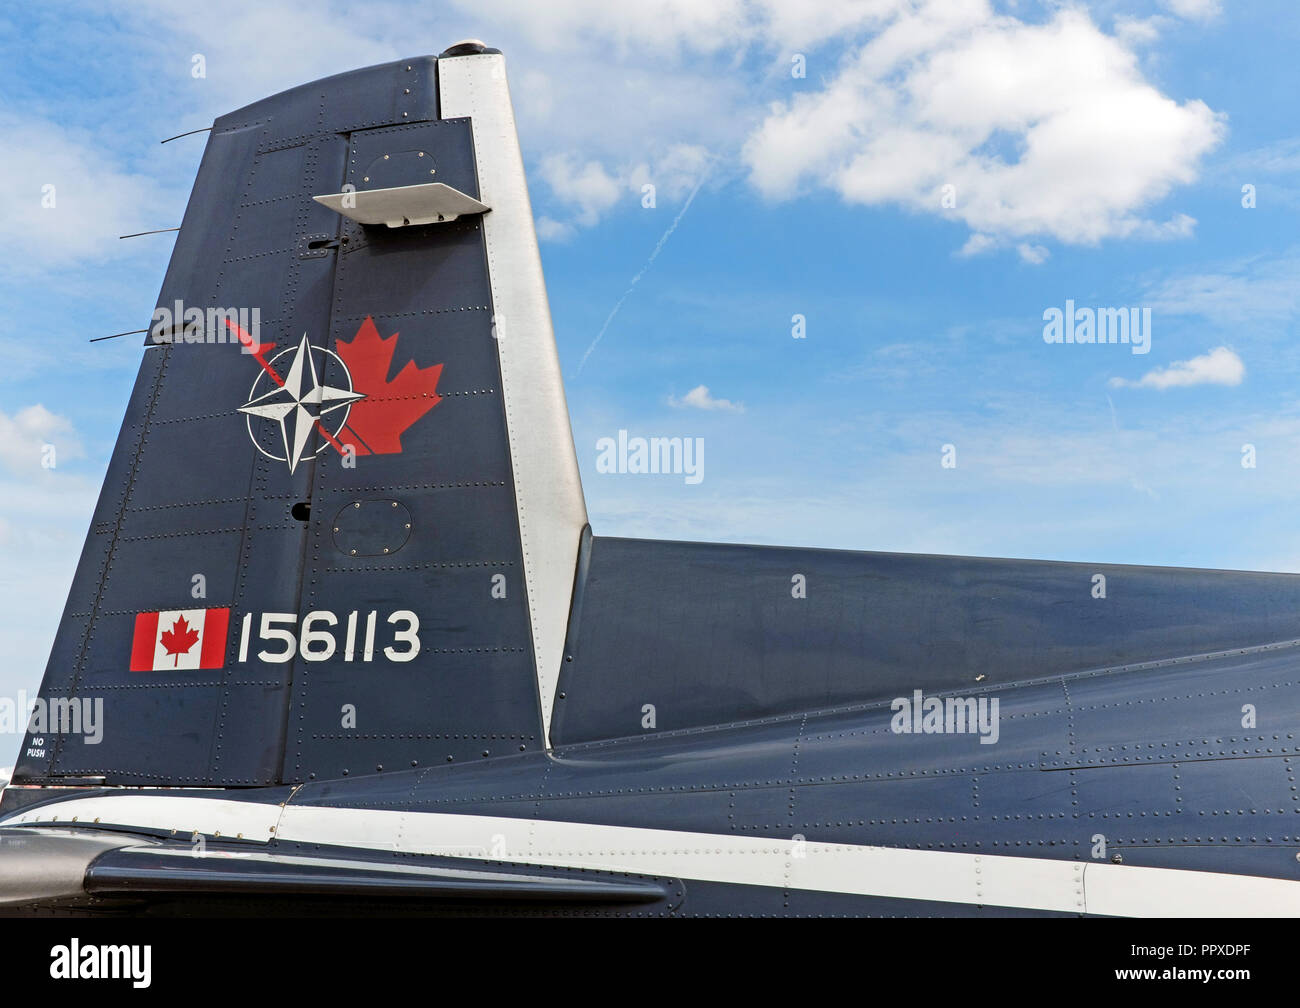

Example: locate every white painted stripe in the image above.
[5,795,280,840]
[282,805,1090,911]
[438,54,588,747]
[10,793,1300,916]
[1083,860,1300,918]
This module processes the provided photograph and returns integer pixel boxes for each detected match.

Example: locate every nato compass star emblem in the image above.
[239,334,365,474]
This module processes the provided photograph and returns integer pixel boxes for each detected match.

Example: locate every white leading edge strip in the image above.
[437,54,588,748]
[9,794,1300,916]
[6,795,280,839]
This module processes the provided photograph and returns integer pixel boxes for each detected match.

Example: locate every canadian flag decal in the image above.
[130,608,230,672]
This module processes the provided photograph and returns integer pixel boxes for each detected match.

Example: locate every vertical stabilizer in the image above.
[15,45,587,789]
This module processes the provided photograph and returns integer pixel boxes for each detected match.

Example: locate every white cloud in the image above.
[1228,137,1300,176]
[1016,243,1049,264]
[0,113,156,272]
[1109,346,1244,389]
[456,0,748,54]
[1145,251,1300,325]
[959,233,997,257]
[0,409,98,729]
[744,4,1223,252]
[1212,140,1300,211]
[754,0,902,51]
[478,0,896,56]
[103,0,401,115]
[578,401,1300,571]
[67,0,1221,247]
[1128,212,1198,241]
[627,144,713,203]
[0,405,84,473]
[536,154,624,228]
[1160,0,1221,22]
[537,144,711,236]
[1114,16,1167,46]
[536,216,577,242]
[102,0,740,237]
[670,384,745,412]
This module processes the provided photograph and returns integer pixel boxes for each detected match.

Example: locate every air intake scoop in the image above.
[313,181,489,227]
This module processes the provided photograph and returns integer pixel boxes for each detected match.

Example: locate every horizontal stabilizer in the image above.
[313,181,489,227]
[0,828,668,908]
[85,844,666,902]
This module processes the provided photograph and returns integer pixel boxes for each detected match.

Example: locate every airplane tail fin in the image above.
[15,44,587,787]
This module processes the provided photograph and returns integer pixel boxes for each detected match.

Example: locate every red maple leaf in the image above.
[334,317,443,455]
[159,616,201,668]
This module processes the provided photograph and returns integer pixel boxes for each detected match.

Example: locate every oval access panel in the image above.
[333,499,413,557]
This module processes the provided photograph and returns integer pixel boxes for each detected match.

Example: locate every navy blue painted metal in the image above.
[553,535,1300,743]
[14,57,538,787]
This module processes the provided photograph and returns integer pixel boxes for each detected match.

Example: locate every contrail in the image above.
[575,171,709,377]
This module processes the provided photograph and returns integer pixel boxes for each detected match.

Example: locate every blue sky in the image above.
[2,0,1299,761]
